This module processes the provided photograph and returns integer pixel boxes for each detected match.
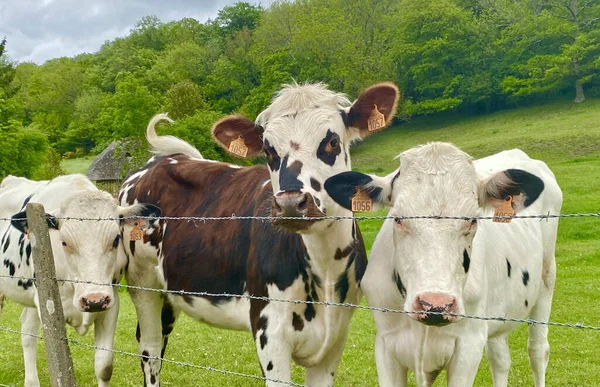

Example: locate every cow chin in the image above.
[273,217,323,233]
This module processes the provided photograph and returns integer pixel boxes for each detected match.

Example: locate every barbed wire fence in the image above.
[1,207,599,386]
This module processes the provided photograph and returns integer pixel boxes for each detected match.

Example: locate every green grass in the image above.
[1,99,600,386]
[61,155,96,175]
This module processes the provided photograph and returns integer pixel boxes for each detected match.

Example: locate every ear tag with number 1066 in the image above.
[492,196,515,223]
[229,136,248,158]
[367,104,386,132]
[351,188,373,212]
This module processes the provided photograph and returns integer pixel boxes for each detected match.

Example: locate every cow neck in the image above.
[295,216,356,367]
[300,217,355,287]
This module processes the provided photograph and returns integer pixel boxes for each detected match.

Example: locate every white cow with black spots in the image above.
[0,174,159,387]
[325,143,562,387]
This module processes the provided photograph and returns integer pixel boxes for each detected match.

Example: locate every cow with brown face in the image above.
[119,82,399,386]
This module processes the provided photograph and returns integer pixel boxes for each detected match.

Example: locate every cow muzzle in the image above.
[79,293,112,313]
[412,292,459,326]
[272,191,325,231]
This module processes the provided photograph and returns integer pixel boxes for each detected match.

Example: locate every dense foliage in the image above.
[0,0,598,178]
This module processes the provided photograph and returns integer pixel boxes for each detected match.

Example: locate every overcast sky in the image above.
[0,0,272,64]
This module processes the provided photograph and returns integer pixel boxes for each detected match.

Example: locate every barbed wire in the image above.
[0,326,43,339]
[66,338,307,387]
[0,325,306,387]
[2,212,600,223]
[1,274,598,331]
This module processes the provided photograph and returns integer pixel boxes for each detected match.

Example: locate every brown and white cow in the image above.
[118,82,399,386]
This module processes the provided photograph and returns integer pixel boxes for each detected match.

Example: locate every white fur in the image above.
[363,143,562,387]
[0,174,147,387]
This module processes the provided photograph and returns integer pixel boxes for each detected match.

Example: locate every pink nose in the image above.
[80,293,111,312]
[412,292,458,326]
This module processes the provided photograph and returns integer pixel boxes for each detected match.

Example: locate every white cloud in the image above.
[0,0,272,64]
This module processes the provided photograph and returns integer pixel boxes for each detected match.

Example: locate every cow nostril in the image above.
[419,299,433,309]
[297,194,308,211]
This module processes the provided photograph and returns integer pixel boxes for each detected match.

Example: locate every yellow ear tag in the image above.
[228,136,249,158]
[493,196,515,223]
[351,188,373,212]
[367,104,386,132]
[130,222,144,241]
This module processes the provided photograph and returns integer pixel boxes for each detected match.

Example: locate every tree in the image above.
[163,80,207,119]
[215,2,264,36]
[500,0,600,102]
[389,0,488,114]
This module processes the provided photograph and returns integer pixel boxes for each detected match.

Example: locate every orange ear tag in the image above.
[351,188,373,212]
[493,196,515,224]
[367,104,386,132]
[130,222,144,241]
[228,136,249,158]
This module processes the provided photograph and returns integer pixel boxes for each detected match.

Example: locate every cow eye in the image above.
[328,138,339,149]
[394,217,403,225]
[112,235,120,249]
[61,241,67,247]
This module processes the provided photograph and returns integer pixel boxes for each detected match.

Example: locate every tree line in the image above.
[0,0,598,179]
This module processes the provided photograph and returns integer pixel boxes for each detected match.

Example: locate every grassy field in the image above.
[1,98,599,386]
[61,155,97,175]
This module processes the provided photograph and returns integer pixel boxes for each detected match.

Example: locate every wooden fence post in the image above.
[26,203,77,387]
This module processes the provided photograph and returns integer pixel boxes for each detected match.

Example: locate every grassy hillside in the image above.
[1,99,599,386]
[61,155,97,174]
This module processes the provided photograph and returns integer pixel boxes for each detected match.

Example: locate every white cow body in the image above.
[324,144,562,387]
[0,174,157,387]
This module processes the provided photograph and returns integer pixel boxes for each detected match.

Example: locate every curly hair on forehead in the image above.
[256,82,351,126]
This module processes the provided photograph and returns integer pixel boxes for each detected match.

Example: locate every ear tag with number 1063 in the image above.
[130,222,144,241]
[351,188,373,212]
[229,136,248,158]
[492,196,515,223]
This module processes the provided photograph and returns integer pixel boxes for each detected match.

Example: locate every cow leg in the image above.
[374,333,407,387]
[528,267,555,387]
[254,312,293,387]
[305,332,349,387]
[446,331,486,387]
[158,300,179,363]
[21,307,41,387]
[93,294,120,387]
[486,335,511,387]
[128,272,165,387]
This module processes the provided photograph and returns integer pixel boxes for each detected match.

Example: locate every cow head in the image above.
[325,142,545,326]
[212,82,399,232]
[11,191,160,313]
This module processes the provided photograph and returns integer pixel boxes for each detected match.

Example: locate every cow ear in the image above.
[344,82,400,138]
[211,114,264,158]
[324,171,396,211]
[480,169,545,212]
[10,211,59,233]
[119,204,161,228]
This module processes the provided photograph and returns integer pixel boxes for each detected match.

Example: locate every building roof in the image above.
[86,141,132,181]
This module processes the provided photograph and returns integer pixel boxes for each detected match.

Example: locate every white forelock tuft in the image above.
[256,82,351,126]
